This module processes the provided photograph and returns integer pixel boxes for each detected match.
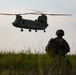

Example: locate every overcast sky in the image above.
[0,0,76,54]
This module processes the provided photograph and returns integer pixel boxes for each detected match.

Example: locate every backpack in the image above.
[45,38,70,56]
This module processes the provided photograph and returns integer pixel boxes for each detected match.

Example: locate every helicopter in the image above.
[0,12,71,32]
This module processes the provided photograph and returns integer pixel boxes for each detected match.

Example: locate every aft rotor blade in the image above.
[22,13,72,16]
[45,14,72,16]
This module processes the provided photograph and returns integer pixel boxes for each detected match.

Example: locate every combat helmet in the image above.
[56,29,64,36]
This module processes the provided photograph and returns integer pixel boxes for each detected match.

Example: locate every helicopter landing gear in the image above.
[44,30,46,32]
[35,30,37,32]
[21,29,23,32]
[29,29,31,32]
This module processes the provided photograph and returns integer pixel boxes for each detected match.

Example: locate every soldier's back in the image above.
[45,37,70,57]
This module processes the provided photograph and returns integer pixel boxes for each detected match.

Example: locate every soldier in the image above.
[45,29,70,57]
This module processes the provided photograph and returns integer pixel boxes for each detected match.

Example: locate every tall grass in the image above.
[0,50,76,75]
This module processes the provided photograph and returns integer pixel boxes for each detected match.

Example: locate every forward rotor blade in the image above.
[0,13,16,15]
[21,13,40,15]
[0,13,35,15]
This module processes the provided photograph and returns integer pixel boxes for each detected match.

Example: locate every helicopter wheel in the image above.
[21,29,23,32]
[44,30,46,32]
[35,30,37,32]
[29,29,31,32]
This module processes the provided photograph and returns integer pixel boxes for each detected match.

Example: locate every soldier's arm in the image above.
[63,39,70,53]
[45,38,54,52]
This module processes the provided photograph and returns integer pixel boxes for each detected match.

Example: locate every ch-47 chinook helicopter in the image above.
[0,12,71,32]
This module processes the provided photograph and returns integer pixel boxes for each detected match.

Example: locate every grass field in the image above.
[0,50,76,75]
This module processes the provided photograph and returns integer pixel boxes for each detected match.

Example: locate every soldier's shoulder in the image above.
[50,38,57,40]
[49,38,56,42]
[62,38,68,43]
[48,38,57,44]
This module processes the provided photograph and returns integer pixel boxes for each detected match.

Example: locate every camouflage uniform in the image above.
[45,29,70,57]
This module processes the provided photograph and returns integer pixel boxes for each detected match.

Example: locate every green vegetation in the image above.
[0,50,76,75]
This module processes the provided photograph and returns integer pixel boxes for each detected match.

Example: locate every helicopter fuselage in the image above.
[12,15,48,32]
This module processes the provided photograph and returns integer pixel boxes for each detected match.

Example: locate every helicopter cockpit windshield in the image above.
[13,15,22,26]
[16,15,22,20]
